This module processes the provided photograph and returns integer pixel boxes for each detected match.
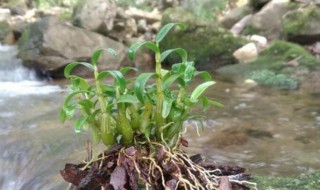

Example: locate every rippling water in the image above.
[1,44,320,189]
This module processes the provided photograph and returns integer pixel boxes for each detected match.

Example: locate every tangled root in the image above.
[61,143,257,190]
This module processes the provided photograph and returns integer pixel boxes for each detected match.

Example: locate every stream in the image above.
[0,44,319,189]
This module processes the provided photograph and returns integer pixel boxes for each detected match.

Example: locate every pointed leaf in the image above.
[64,62,94,78]
[156,23,186,43]
[117,95,140,104]
[184,65,196,85]
[128,41,159,60]
[190,81,216,102]
[208,99,224,108]
[91,48,117,66]
[74,117,87,133]
[97,71,126,93]
[135,73,156,103]
[119,67,138,75]
[195,71,212,81]
[160,48,188,63]
[162,97,174,118]
[163,73,182,89]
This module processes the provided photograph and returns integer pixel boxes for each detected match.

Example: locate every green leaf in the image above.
[120,67,138,75]
[135,73,156,103]
[195,71,212,81]
[190,81,216,102]
[60,108,67,122]
[128,41,159,60]
[64,62,94,78]
[208,99,224,108]
[162,96,174,118]
[184,65,196,85]
[97,70,126,93]
[163,73,182,89]
[63,90,91,107]
[156,23,186,43]
[91,48,117,66]
[74,117,87,133]
[117,95,140,104]
[69,76,91,91]
[160,48,188,63]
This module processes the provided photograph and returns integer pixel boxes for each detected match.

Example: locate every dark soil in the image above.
[61,143,253,190]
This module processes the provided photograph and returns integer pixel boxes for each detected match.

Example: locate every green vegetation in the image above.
[248,70,298,89]
[60,23,221,147]
[161,7,247,69]
[255,172,320,190]
[218,40,320,88]
[283,6,320,36]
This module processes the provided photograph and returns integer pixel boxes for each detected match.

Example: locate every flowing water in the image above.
[0,44,319,189]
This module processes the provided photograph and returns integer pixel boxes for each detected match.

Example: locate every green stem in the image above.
[155,43,165,139]
[93,65,116,146]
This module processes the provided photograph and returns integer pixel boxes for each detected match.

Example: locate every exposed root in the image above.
[60,143,257,190]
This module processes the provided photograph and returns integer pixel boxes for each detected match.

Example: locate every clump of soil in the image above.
[61,142,255,190]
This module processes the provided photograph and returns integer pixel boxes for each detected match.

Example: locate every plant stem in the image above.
[155,43,165,140]
[93,65,115,145]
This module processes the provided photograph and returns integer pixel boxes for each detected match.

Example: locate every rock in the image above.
[249,0,271,10]
[306,41,320,56]
[137,19,148,33]
[249,34,268,50]
[243,0,290,40]
[0,21,11,43]
[230,14,253,35]
[233,42,258,63]
[73,0,117,35]
[220,5,253,29]
[218,40,320,89]
[0,8,11,21]
[106,7,138,43]
[151,21,161,32]
[300,71,320,94]
[160,7,247,70]
[18,16,127,78]
[283,6,320,44]
[125,7,161,24]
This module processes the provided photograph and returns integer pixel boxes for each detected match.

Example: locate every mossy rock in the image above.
[255,171,320,189]
[283,5,320,44]
[0,21,11,42]
[160,8,248,70]
[217,40,320,89]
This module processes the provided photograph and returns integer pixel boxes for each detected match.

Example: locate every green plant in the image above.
[60,23,222,148]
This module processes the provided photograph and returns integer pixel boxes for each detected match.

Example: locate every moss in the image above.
[58,11,73,21]
[255,172,320,190]
[283,6,320,36]
[0,21,11,41]
[160,8,248,70]
[248,70,298,89]
[217,40,320,89]
[260,40,320,70]
[241,24,263,36]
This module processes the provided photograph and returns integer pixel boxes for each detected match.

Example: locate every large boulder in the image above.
[160,8,248,70]
[243,0,290,41]
[18,16,127,78]
[220,5,253,29]
[283,6,320,44]
[72,0,117,35]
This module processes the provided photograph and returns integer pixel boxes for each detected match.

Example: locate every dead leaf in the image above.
[110,166,127,190]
